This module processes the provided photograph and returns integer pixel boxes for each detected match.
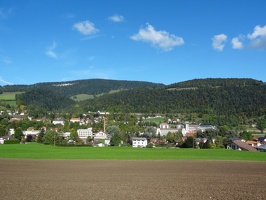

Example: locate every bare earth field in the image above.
[0,159,265,200]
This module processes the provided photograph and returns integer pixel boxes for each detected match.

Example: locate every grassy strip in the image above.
[0,142,265,161]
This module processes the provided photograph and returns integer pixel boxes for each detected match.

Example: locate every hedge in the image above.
[4,140,20,144]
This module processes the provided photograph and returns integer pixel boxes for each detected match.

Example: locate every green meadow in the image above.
[0,92,23,100]
[0,143,265,161]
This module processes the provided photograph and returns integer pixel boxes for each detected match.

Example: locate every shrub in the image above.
[146,143,154,148]
[4,140,20,144]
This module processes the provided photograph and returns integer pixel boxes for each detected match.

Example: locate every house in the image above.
[160,123,169,129]
[246,140,258,148]
[59,132,71,138]
[132,137,147,148]
[23,128,41,136]
[94,131,108,140]
[77,128,93,140]
[52,118,65,125]
[70,118,80,123]
[257,144,266,152]
[227,139,257,152]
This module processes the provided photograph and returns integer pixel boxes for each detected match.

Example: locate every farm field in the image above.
[0,142,265,161]
[0,159,265,200]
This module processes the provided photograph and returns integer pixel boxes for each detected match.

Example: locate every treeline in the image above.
[1,79,164,96]
[167,78,264,89]
[16,88,74,112]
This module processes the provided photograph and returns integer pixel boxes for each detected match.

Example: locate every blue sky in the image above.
[0,0,266,86]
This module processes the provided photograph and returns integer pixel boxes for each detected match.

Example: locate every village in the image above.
[0,109,266,152]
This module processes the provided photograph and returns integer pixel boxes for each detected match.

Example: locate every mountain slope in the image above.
[1,79,165,96]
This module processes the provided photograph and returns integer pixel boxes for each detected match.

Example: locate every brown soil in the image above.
[0,159,265,200]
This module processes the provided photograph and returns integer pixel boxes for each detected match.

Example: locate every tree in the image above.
[214,136,224,148]
[144,126,156,139]
[0,125,6,137]
[106,126,120,136]
[110,133,122,146]
[37,128,45,143]
[257,117,266,133]
[181,137,194,148]
[42,130,62,145]
[70,129,79,142]
[14,127,24,141]
[240,131,252,141]
[166,132,183,143]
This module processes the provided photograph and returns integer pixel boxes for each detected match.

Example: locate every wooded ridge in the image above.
[1,78,265,127]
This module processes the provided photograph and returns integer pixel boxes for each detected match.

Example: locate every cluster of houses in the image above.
[0,110,265,151]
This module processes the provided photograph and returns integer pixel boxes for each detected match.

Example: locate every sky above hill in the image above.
[0,0,266,86]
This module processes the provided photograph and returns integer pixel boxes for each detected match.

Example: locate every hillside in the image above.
[80,78,266,126]
[0,79,164,96]
[167,78,264,89]
[2,78,266,127]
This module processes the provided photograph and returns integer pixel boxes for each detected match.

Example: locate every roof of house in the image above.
[132,137,147,140]
[246,140,257,145]
[258,144,266,150]
[186,132,196,137]
[233,140,258,152]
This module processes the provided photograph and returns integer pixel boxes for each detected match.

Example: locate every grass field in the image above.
[0,142,265,161]
[0,92,23,100]
[143,117,165,124]
[70,94,94,101]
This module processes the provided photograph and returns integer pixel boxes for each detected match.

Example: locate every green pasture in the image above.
[143,117,165,124]
[0,142,265,161]
[0,92,23,100]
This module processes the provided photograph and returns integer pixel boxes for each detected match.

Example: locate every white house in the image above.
[23,130,41,136]
[77,128,93,139]
[94,131,107,140]
[132,137,147,148]
[52,120,65,125]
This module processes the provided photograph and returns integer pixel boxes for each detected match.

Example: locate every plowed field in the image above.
[0,159,265,200]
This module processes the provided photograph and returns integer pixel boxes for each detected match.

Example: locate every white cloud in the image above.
[212,34,227,51]
[130,24,184,51]
[0,76,13,85]
[108,14,124,22]
[46,42,57,59]
[73,20,99,35]
[247,25,266,39]
[231,36,243,49]
[247,25,266,49]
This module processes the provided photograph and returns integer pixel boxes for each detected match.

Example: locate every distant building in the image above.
[77,128,93,139]
[132,137,147,148]
[70,118,80,123]
[52,119,65,125]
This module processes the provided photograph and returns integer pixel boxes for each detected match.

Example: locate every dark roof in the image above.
[233,140,257,152]
[258,144,266,150]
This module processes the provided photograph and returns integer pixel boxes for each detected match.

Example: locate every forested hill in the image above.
[1,79,164,96]
[167,78,264,89]
[81,78,266,125]
[4,78,266,126]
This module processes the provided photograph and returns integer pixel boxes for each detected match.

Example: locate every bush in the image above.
[4,140,20,144]
[146,143,154,148]
[55,143,93,147]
